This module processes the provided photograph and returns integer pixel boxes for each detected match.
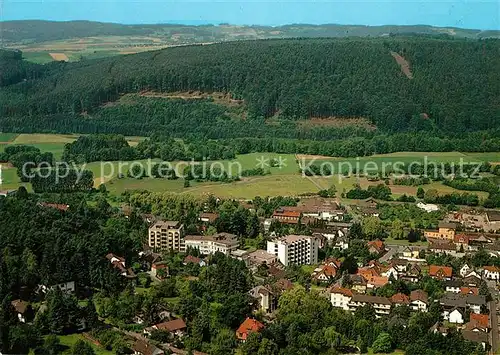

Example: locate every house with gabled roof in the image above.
[482,265,500,281]
[391,293,410,306]
[330,286,353,311]
[429,265,452,281]
[410,290,428,312]
[236,318,265,342]
[367,239,386,255]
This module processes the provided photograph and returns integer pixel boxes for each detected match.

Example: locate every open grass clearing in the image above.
[56,334,113,355]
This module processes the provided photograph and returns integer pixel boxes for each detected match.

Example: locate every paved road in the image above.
[487,281,499,354]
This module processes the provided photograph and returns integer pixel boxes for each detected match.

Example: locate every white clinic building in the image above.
[267,235,319,266]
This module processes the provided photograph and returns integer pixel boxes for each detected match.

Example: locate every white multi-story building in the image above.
[184,233,239,255]
[348,294,392,317]
[330,287,353,311]
[267,235,319,266]
[148,220,185,252]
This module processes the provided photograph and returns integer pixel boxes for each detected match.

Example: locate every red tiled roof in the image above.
[483,266,500,273]
[429,265,452,278]
[391,293,410,304]
[184,255,202,264]
[330,286,353,297]
[366,276,389,288]
[367,239,385,253]
[410,289,429,304]
[454,234,470,244]
[272,209,301,218]
[39,202,69,211]
[357,267,381,278]
[470,313,489,328]
[460,287,479,296]
[236,318,265,341]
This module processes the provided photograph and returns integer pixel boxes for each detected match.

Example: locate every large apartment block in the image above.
[148,220,185,252]
[267,235,319,266]
[185,233,239,255]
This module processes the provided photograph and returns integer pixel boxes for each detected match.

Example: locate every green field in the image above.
[56,334,113,355]
[22,51,55,64]
[0,133,19,142]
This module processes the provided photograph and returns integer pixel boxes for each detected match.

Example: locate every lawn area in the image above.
[56,334,113,355]
[182,174,321,199]
[0,133,19,142]
[22,51,55,64]
[0,167,31,191]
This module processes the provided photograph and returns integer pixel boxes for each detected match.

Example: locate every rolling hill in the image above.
[0,37,499,151]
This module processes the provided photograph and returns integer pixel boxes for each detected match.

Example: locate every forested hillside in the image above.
[0,37,499,142]
[1,20,499,45]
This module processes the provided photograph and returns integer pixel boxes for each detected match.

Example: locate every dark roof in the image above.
[131,339,163,355]
[155,318,187,332]
[465,294,486,305]
[444,279,464,288]
[486,210,500,222]
[440,293,466,308]
[438,222,458,229]
[351,294,391,305]
[461,330,489,344]
[410,290,428,304]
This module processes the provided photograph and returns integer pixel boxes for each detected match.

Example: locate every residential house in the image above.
[330,287,353,311]
[401,247,420,260]
[272,208,301,224]
[145,318,187,337]
[440,293,485,317]
[198,212,219,224]
[139,250,162,271]
[183,255,206,267]
[244,249,278,267]
[312,258,342,283]
[460,287,479,296]
[447,308,465,324]
[482,266,500,281]
[249,285,275,313]
[424,222,457,240]
[151,261,169,279]
[402,263,422,283]
[410,290,429,312]
[463,274,482,288]
[132,339,164,355]
[391,293,410,307]
[236,318,265,342]
[38,202,70,211]
[106,253,136,278]
[37,281,76,295]
[366,276,389,290]
[428,239,460,256]
[461,331,489,351]
[185,233,239,256]
[350,275,368,294]
[348,294,391,317]
[465,313,490,332]
[367,239,386,255]
[429,265,453,281]
[417,203,439,213]
[267,235,319,266]
[454,234,470,251]
[444,279,463,293]
[148,220,185,252]
[460,263,472,278]
[11,300,33,323]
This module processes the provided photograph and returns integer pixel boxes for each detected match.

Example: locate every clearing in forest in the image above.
[49,52,70,61]
[300,117,376,131]
[138,91,245,107]
[390,51,413,79]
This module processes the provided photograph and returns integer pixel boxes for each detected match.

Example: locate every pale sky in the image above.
[1,0,499,30]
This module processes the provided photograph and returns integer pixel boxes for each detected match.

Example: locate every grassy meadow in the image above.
[0,133,499,199]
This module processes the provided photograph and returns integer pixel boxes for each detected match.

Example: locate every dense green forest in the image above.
[0,37,499,143]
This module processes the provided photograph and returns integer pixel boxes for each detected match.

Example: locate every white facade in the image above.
[483,267,500,281]
[267,235,319,266]
[185,233,239,255]
[417,202,439,213]
[460,264,471,278]
[148,221,185,252]
[330,291,352,311]
[410,299,428,312]
[445,309,464,324]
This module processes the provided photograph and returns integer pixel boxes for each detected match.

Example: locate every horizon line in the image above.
[1,19,499,33]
